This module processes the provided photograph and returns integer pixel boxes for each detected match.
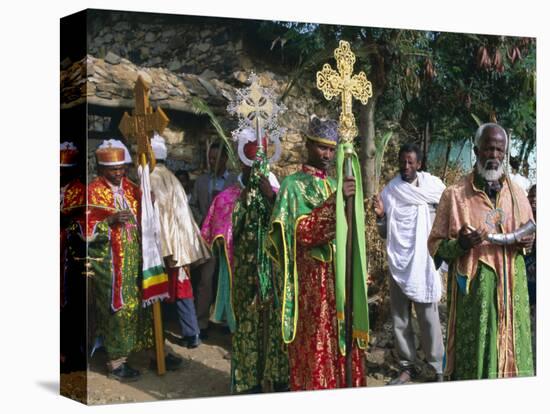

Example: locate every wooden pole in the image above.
[139,153,166,376]
[152,302,166,375]
[442,141,452,180]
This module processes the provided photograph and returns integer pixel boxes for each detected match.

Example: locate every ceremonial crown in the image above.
[96,145,126,166]
[60,142,78,167]
[306,116,339,147]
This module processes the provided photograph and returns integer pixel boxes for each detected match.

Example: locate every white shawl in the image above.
[150,164,211,268]
[139,164,170,305]
[381,171,445,303]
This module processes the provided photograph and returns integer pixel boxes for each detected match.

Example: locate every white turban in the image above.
[236,127,256,144]
[98,139,132,163]
[151,132,168,160]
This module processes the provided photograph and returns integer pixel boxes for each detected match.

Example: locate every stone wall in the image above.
[87,10,257,83]
[65,10,338,181]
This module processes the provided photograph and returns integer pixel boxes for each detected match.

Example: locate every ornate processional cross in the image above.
[117,75,170,375]
[118,75,170,171]
[234,80,275,128]
[316,41,373,387]
[227,73,285,166]
[316,40,373,144]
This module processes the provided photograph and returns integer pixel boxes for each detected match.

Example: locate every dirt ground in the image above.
[62,311,441,405]
[81,323,394,405]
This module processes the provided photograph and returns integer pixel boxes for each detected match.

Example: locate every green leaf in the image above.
[470,113,483,127]
[375,131,393,182]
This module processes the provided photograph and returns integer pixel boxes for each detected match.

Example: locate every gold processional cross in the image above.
[316,41,373,386]
[316,40,373,144]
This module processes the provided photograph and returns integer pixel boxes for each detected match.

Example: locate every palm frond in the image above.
[470,112,483,127]
[375,131,393,184]
[190,97,238,169]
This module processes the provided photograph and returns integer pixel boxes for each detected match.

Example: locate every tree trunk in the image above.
[360,97,377,197]
[442,141,452,180]
[423,120,430,171]
[359,104,368,185]
[518,137,528,165]
[521,138,535,177]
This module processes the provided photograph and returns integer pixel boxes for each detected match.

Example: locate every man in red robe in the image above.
[267,117,366,390]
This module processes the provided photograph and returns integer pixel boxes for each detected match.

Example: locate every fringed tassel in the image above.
[142,293,170,308]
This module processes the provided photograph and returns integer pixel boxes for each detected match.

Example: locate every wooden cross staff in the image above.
[119,76,169,172]
[119,75,169,375]
[316,41,372,387]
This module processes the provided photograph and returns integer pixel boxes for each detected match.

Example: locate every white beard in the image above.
[476,160,504,181]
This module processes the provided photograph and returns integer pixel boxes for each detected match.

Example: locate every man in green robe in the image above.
[267,117,367,390]
[428,123,534,380]
[231,133,289,393]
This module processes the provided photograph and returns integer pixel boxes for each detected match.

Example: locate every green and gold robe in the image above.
[231,152,288,393]
[428,172,534,379]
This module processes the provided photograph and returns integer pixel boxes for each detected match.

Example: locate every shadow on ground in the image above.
[36,380,60,395]
[86,322,232,405]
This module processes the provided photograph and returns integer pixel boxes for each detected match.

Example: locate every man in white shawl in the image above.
[150,133,211,348]
[374,143,446,385]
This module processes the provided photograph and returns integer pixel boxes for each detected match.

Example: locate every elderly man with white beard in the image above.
[428,123,535,380]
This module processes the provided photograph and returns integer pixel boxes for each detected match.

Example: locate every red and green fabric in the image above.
[267,164,366,390]
[87,177,154,358]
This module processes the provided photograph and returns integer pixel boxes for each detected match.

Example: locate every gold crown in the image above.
[96,147,125,166]
[60,149,78,166]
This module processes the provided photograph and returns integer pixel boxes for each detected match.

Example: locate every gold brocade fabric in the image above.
[60,179,85,212]
[88,177,140,214]
[292,195,365,389]
[268,165,366,389]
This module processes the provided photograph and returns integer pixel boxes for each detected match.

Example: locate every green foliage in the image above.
[414,32,536,150]
[253,21,536,171]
